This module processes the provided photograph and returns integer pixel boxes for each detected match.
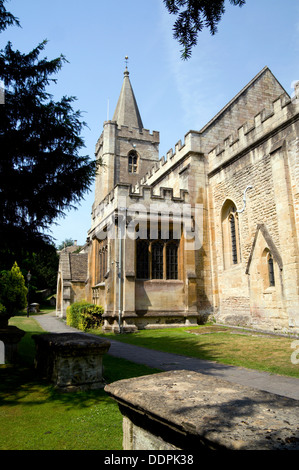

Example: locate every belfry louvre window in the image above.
[128,150,138,173]
[136,226,180,280]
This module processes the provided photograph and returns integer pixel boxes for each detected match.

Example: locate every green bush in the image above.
[66,301,104,331]
[0,302,6,314]
[0,262,27,318]
[66,300,90,328]
[78,304,104,331]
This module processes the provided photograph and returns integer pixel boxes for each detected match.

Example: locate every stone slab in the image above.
[105,370,299,450]
[33,333,110,392]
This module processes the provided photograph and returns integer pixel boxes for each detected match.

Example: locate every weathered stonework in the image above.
[33,333,110,392]
[0,326,25,363]
[105,370,299,450]
[57,66,299,335]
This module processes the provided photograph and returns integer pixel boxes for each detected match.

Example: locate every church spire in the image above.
[112,59,144,130]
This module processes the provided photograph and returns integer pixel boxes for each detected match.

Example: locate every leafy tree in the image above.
[0,0,98,257]
[57,238,75,251]
[0,262,27,318]
[164,0,246,59]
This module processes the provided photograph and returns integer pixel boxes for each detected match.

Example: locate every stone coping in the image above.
[105,370,299,450]
[33,332,111,354]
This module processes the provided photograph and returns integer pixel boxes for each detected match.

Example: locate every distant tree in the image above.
[0,0,98,257]
[57,238,74,251]
[163,0,246,59]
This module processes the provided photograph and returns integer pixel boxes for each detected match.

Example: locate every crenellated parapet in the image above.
[90,181,189,234]
[135,130,202,189]
[115,123,160,143]
[208,90,299,175]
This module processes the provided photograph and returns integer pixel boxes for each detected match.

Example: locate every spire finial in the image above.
[124,56,129,76]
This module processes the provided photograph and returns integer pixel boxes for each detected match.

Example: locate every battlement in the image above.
[115,123,160,143]
[132,130,202,190]
[90,181,189,231]
[94,121,160,156]
[208,90,299,174]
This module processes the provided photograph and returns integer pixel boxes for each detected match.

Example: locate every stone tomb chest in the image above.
[105,370,299,450]
[33,333,110,392]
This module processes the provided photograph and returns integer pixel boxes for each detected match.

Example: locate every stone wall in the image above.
[208,88,299,332]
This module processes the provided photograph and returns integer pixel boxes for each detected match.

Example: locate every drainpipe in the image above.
[237,186,253,214]
[118,224,122,333]
[117,210,125,334]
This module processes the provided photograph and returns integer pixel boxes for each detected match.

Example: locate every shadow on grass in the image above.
[0,327,161,412]
[100,327,229,363]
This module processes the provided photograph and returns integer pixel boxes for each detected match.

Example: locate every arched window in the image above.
[136,226,180,280]
[128,150,138,173]
[98,242,108,283]
[268,253,275,287]
[229,212,238,265]
[261,248,276,289]
[221,200,241,268]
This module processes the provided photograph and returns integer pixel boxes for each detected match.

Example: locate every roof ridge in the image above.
[199,66,288,134]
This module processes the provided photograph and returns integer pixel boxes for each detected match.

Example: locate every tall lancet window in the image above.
[268,253,275,287]
[128,150,138,173]
[221,200,241,269]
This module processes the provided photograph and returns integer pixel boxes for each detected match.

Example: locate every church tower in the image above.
[93,64,160,208]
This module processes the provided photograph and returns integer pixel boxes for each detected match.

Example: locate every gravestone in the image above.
[33,333,111,392]
[0,340,4,364]
[105,370,299,450]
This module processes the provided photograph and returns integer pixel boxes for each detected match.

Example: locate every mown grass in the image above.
[0,315,160,450]
[96,324,299,379]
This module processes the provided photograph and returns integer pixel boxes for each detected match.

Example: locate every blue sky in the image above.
[2,0,299,247]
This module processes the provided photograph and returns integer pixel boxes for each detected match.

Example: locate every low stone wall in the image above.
[105,370,299,450]
[33,333,110,392]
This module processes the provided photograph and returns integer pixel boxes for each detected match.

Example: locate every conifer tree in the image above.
[0,0,97,257]
[164,0,246,59]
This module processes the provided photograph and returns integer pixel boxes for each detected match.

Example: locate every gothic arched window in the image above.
[221,200,241,268]
[98,242,108,283]
[128,150,138,173]
[268,253,275,287]
[229,212,238,265]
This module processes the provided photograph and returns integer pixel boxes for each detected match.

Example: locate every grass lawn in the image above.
[2,312,298,450]
[96,324,299,379]
[0,314,161,450]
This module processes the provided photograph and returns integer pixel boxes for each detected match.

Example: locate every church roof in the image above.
[112,67,144,130]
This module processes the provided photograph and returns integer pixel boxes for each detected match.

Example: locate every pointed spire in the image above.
[112,60,144,130]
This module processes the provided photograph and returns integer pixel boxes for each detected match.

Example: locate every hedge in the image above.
[66,300,104,332]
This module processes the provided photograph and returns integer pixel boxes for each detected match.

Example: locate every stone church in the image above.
[56,65,299,335]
